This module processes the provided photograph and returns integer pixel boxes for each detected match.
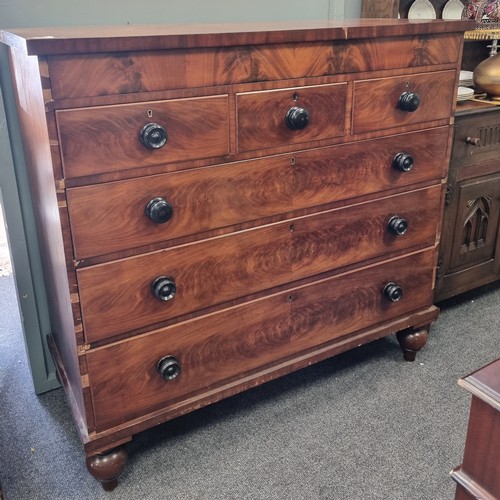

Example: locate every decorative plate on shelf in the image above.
[408,0,437,19]
[442,0,466,19]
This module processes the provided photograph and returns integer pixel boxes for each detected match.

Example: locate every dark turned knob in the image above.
[285,107,310,130]
[145,197,173,224]
[156,356,181,381]
[465,136,481,147]
[397,92,420,112]
[140,123,168,149]
[383,282,403,303]
[388,216,408,236]
[151,276,176,302]
[393,152,414,172]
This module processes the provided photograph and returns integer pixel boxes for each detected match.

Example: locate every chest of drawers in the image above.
[0,19,471,489]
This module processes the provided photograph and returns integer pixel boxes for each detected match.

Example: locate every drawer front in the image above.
[67,126,449,260]
[452,110,500,168]
[77,185,441,343]
[86,249,435,431]
[47,34,461,99]
[352,70,456,135]
[57,95,230,178]
[236,83,347,152]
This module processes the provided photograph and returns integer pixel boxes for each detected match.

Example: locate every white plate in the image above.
[457,86,474,101]
[408,0,437,19]
[442,0,465,20]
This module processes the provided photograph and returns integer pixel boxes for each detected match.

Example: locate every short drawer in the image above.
[86,248,435,431]
[236,83,347,152]
[352,70,456,135]
[77,185,441,343]
[56,95,230,178]
[452,109,500,168]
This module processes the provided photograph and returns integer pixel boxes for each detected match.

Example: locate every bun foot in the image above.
[396,325,429,362]
[86,446,128,491]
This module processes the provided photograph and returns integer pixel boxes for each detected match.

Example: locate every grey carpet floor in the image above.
[1,272,499,500]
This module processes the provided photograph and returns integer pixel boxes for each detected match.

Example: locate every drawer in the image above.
[236,83,347,152]
[77,185,442,343]
[56,95,230,178]
[86,248,435,431]
[67,126,449,260]
[47,34,461,99]
[452,109,500,168]
[352,70,456,135]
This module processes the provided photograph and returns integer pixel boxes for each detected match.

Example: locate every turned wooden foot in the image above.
[86,446,128,491]
[396,325,429,362]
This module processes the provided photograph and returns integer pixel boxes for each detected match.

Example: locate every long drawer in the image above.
[77,185,442,343]
[47,33,460,99]
[86,248,436,431]
[56,95,230,178]
[67,126,450,260]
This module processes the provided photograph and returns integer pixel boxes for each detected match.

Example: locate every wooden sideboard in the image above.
[450,358,500,499]
[0,19,471,489]
[435,100,500,301]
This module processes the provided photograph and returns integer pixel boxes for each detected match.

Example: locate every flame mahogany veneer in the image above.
[0,19,472,489]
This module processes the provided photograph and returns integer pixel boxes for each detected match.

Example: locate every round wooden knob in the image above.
[398,92,420,112]
[151,276,176,302]
[145,197,173,224]
[140,123,168,149]
[383,282,403,302]
[465,136,481,147]
[388,216,408,236]
[157,356,181,381]
[393,152,414,172]
[285,107,309,130]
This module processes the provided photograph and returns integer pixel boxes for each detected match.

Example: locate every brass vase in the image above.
[474,53,500,99]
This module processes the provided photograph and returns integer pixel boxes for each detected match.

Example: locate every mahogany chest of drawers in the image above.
[0,19,471,488]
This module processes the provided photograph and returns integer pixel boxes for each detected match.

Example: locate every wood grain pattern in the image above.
[6,47,88,420]
[352,70,456,135]
[77,185,441,343]
[237,83,347,152]
[0,20,473,57]
[0,20,470,485]
[46,34,461,99]
[66,126,449,260]
[86,249,435,430]
[56,95,230,178]
[344,35,461,73]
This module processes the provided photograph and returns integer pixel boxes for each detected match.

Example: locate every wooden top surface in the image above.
[0,19,474,56]
[455,99,500,117]
[459,358,500,410]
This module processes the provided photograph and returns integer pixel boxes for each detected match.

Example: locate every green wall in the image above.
[0,1,361,393]
[0,0,361,27]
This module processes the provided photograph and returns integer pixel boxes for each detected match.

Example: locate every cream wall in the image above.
[0,0,361,27]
